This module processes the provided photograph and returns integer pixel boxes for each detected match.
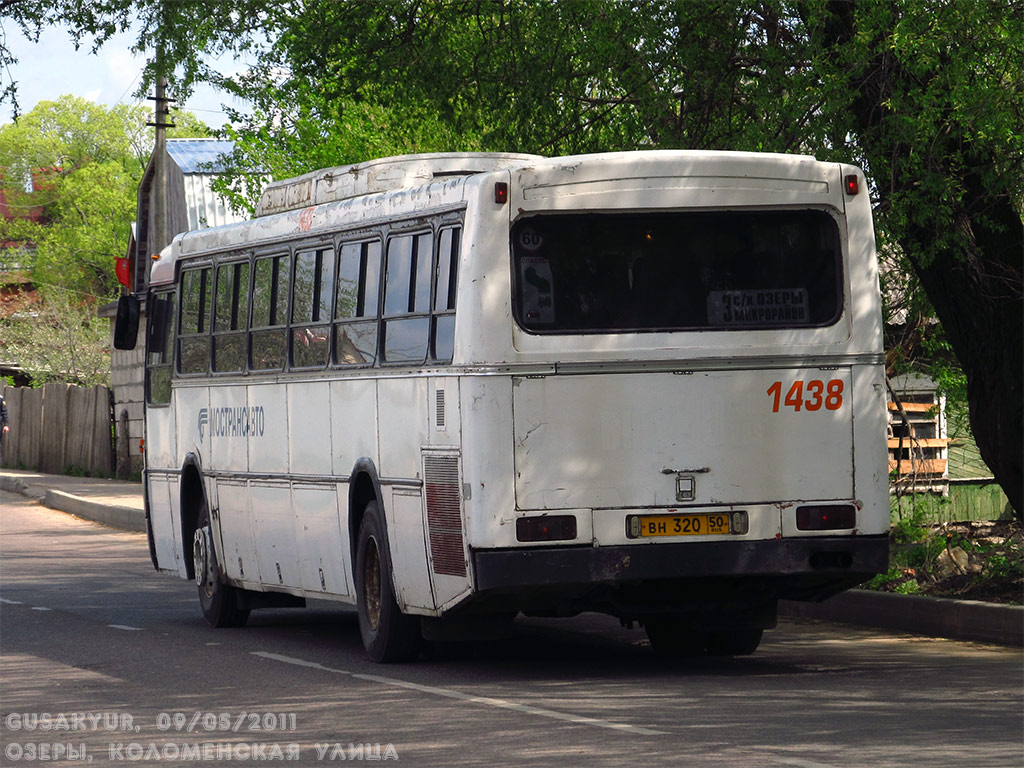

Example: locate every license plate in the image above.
[629,513,731,538]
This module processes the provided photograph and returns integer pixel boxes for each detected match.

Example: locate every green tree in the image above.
[0,96,151,300]
[814,0,1022,519]
[211,0,1024,515]
[0,286,112,386]
[0,95,210,383]
[4,1,1019,514]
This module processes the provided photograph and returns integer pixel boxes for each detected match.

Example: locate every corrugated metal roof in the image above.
[165,139,235,174]
[181,174,245,230]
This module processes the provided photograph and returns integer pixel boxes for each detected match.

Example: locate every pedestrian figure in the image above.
[0,393,9,466]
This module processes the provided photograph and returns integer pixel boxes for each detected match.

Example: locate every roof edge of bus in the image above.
[254,152,545,217]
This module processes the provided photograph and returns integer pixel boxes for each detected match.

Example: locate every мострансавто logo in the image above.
[197,406,266,441]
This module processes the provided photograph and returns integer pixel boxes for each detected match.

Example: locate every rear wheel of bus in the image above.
[645,619,763,657]
[355,500,422,663]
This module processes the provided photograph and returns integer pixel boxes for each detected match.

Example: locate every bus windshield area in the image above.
[511,210,842,333]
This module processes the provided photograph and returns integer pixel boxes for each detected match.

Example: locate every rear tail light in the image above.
[516,515,577,542]
[796,504,856,531]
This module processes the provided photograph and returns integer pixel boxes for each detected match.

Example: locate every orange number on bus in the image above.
[768,379,844,413]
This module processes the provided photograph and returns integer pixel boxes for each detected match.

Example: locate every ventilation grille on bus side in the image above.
[423,454,466,577]
[436,390,446,429]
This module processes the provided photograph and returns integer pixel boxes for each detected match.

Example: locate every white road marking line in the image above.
[31,606,52,611]
[772,758,838,768]
[252,651,667,736]
[108,624,144,631]
[0,597,24,605]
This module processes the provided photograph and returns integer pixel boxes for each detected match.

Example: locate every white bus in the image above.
[116,150,890,662]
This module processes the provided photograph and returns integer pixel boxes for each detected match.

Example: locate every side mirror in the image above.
[113,295,140,350]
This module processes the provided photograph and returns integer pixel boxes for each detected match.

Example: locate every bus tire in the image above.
[707,628,763,656]
[194,499,250,628]
[355,500,421,663]
[644,619,708,657]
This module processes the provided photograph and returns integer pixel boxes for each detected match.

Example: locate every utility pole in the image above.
[145,50,175,292]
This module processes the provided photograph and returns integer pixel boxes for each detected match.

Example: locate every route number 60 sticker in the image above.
[767,379,844,412]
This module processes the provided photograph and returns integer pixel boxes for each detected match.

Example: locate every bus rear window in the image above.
[511,211,842,333]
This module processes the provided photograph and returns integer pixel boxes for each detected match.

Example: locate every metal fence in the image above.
[0,383,114,476]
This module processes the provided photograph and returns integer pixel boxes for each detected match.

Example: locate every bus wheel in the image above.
[644,619,708,657]
[707,628,763,656]
[194,500,250,628]
[355,501,421,663]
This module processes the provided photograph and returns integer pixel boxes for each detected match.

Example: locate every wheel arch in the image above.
[348,457,385,569]
[179,452,207,582]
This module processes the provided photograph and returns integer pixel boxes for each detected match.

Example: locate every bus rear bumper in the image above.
[472,535,889,605]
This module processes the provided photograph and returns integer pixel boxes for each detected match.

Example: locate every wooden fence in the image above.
[0,383,114,476]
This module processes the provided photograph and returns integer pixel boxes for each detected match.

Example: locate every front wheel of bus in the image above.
[355,501,422,663]
[195,501,250,628]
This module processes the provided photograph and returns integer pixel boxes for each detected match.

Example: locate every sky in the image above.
[1,22,245,128]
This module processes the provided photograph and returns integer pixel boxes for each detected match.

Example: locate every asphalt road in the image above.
[1,491,1021,768]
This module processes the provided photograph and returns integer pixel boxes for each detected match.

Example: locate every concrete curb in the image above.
[0,474,36,498]
[2,474,146,533]
[780,589,1023,648]
[0,473,39,501]
[41,489,147,533]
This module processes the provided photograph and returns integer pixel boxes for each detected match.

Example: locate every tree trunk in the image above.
[906,212,1023,520]
[823,1,1023,519]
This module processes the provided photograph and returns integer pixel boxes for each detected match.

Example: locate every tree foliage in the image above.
[212,1,1024,513]
[0,95,209,384]
[0,96,151,300]
[0,287,112,386]
[2,1,1020,512]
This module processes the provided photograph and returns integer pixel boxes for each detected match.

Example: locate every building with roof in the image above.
[128,138,243,293]
[102,138,257,476]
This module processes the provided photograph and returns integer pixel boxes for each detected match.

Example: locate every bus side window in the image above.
[147,289,176,404]
[382,233,431,364]
[212,260,250,373]
[290,246,334,369]
[432,226,460,363]
[334,240,380,367]
[178,266,212,375]
[250,254,289,371]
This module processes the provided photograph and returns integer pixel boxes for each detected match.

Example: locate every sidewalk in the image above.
[1,467,1020,647]
[0,467,146,532]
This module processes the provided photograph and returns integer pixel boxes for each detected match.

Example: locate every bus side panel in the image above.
[216,479,258,585]
[842,171,889,536]
[390,488,437,612]
[377,378,436,605]
[251,481,301,588]
[330,378,380,476]
[208,384,250,474]
[288,381,333,476]
[460,376,517,547]
[173,386,207,464]
[851,363,890,536]
[145,402,181,574]
[376,378,428,481]
[248,383,287,475]
[146,403,177,471]
[148,474,183,575]
[293,483,351,597]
